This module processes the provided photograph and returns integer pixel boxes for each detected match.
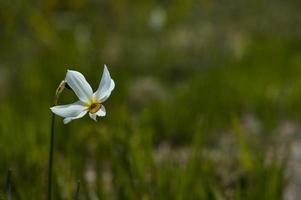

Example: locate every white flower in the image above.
[50,65,115,124]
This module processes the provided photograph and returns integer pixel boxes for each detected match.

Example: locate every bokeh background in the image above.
[1,0,301,199]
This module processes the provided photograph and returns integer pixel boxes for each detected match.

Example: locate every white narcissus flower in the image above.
[50,65,115,124]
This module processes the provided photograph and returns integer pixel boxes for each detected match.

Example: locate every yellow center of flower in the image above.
[86,99,101,114]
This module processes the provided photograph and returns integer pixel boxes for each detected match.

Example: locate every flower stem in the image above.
[47,113,55,200]
[6,169,12,200]
[73,180,81,200]
[47,80,67,200]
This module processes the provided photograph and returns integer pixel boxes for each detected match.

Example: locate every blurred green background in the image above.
[1,0,301,199]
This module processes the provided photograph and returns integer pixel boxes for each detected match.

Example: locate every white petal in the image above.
[89,113,97,121]
[94,65,115,102]
[63,110,87,124]
[99,80,115,102]
[50,101,87,118]
[65,70,93,102]
[96,105,106,117]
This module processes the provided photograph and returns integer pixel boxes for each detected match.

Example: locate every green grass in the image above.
[0,0,300,199]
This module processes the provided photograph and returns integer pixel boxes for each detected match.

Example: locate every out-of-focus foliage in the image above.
[0,0,300,199]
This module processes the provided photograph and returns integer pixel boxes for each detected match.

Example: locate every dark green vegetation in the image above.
[0,0,301,199]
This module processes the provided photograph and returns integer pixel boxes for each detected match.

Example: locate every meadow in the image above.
[0,0,301,199]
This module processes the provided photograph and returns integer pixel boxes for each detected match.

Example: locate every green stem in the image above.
[6,169,12,200]
[47,113,55,200]
[73,181,80,200]
[47,80,66,200]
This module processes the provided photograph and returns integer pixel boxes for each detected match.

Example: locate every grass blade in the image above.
[73,181,80,200]
[6,169,12,200]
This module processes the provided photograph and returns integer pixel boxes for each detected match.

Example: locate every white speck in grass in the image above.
[149,7,166,31]
[50,65,115,124]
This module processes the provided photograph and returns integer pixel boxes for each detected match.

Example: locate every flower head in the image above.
[50,65,115,124]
